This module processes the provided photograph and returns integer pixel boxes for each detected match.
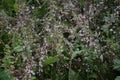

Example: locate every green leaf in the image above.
[43,56,59,65]
[2,32,10,44]
[71,50,85,59]
[36,0,40,4]
[113,59,120,70]
[13,45,23,52]
[115,76,120,80]
[102,24,109,31]
[69,69,78,80]
[0,70,13,80]
[80,0,86,7]
[31,76,37,80]
[26,46,31,53]
[13,3,19,12]
[63,21,72,27]
[88,73,97,79]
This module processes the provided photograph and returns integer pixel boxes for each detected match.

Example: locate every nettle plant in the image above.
[0,0,120,80]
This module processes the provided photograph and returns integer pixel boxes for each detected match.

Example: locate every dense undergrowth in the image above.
[0,0,120,80]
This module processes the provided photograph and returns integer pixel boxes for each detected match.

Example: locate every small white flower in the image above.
[50,34,53,37]
[60,49,63,52]
[30,70,35,75]
[31,6,35,9]
[100,54,104,62]
[26,7,29,11]
[110,29,113,31]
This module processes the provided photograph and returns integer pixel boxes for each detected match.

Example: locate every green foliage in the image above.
[88,73,97,79]
[63,20,72,28]
[13,3,19,12]
[3,45,14,68]
[0,0,120,80]
[0,69,14,80]
[113,59,120,70]
[13,45,23,52]
[68,69,79,80]
[1,0,15,16]
[43,56,59,65]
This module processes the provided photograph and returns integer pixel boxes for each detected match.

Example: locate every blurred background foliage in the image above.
[0,0,120,80]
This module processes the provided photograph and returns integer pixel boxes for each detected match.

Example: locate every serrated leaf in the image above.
[13,46,23,52]
[43,56,59,65]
